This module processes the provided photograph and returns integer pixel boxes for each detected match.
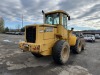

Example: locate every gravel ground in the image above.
[0,34,100,75]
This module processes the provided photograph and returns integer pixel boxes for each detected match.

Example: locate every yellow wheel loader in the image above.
[19,10,85,64]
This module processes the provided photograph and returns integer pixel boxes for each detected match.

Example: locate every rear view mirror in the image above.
[68,16,70,20]
[42,10,45,15]
[71,27,74,31]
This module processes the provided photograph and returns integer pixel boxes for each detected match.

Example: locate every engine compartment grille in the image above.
[26,26,36,43]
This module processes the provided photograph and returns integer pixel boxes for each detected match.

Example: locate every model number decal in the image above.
[40,30,44,32]
[45,27,53,32]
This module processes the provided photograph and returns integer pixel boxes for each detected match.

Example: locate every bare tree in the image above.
[0,17,4,33]
[16,24,21,32]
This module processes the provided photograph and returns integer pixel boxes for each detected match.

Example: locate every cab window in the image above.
[62,14,67,28]
[45,13,60,25]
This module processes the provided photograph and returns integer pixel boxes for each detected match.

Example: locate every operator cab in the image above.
[45,13,60,25]
[44,10,70,29]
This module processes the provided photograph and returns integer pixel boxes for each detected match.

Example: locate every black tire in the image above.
[31,53,42,58]
[82,40,85,50]
[82,44,85,50]
[52,40,70,64]
[72,39,82,54]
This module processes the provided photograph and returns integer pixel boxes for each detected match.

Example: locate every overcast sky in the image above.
[0,0,100,30]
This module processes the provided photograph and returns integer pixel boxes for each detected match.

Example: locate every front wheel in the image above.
[72,39,82,54]
[52,40,70,64]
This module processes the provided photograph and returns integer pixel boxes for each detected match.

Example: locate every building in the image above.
[0,17,4,32]
[75,30,100,35]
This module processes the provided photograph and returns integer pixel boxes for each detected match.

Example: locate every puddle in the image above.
[3,40,12,42]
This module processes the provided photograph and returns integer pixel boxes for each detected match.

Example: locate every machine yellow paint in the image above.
[19,10,77,56]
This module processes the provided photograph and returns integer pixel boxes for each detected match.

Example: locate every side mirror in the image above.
[71,27,74,31]
[68,16,70,20]
[42,10,45,15]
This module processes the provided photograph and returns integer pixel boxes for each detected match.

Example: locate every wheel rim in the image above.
[78,42,82,52]
[61,46,69,63]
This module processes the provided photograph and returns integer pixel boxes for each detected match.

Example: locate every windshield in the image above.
[84,35,94,37]
[45,13,60,25]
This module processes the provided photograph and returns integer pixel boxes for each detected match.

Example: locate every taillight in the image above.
[37,45,40,50]
[33,47,37,50]
[33,45,40,50]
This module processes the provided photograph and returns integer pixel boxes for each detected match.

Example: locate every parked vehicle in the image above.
[84,35,95,42]
[95,34,100,39]
[6,32,24,35]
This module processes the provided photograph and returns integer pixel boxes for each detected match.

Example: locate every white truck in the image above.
[84,35,95,42]
[95,34,100,39]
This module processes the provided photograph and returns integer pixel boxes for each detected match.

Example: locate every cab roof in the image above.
[45,10,70,17]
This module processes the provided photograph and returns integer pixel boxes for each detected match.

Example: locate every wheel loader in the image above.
[19,10,85,64]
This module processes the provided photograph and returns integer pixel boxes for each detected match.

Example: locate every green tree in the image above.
[4,27,9,32]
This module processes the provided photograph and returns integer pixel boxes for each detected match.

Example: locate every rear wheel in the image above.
[52,40,70,64]
[72,39,82,54]
[31,53,42,58]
